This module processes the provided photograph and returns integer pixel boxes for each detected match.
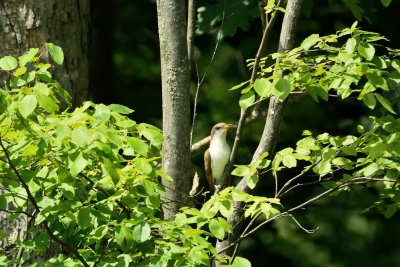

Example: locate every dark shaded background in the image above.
[89,1,400,266]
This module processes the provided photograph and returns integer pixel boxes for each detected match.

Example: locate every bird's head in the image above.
[211,122,237,139]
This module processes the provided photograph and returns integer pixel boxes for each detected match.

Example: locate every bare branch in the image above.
[216,1,305,261]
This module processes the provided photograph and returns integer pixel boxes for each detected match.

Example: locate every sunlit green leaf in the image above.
[301,34,320,51]
[70,153,88,177]
[108,103,134,114]
[254,78,272,97]
[0,56,18,71]
[358,42,375,61]
[19,48,39,67]
[239,91,255,110]
[232,165,251,177]
[135,158,153,175]
[245,173,259,189]
[209,219,225,240]
[46,43,64,65]
[71,127,93,147]
[375,93,396,114]
[132,223,151,242]
[363,162,379,176]
[273,78,291,101]
[36,93,59,113]
[18,95,37,117]
[14,67,27,77]
[345,37,357,54]
[116,225,134,250]
[362,94,376,109]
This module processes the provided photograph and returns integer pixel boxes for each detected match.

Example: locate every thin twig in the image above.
[218,175,386,254]
[190,3,226,148]
[0,137,89,267]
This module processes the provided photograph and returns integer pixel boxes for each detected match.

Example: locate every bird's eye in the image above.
[216,126,221,130]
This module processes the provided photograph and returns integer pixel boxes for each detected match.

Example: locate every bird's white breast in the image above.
[209,133,231,184]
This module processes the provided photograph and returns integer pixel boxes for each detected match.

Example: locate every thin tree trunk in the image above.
[0,0,91,107]
[215,0,304,263]
[156,0,192,219]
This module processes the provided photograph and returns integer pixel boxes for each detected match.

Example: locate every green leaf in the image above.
[381,0,392,7]
[332,157,352,166]
[33,233,51,253]
[196,0,259,37]
[363,162,379,176]
[116,225,134,250]
[375,93,396,114]
[306,84,328,102]
[46,43,64,65]
[273,78,291,101]
[19,48,39,67]
[228,257,252,267]
[232,165,251,177]
[282,154,297,168]
[14,67,27,77]
[36,93,59,113]
[245,173,259,189]
[86,225,109,245]
[345,37,357,54]
[301,34,320,51]
[135,158,153,175]
[104,158,121,185]
[229,80,250,91]
[61,183,75,200]
[239,91,255,110]
[108,103,134,114]
[71,127,93,147]
[77,207,92,228]
[366,71,387,90]
[383,205,397,218]
[313,160,332,175]
[253,78,272,97]
[220,199,233,219]
[0,56,18,71]
[358,42,375,61]
[362,94,376,109]
[0,195,7,210]
[209,219,225,240]
[126,137,148,156]
[132,223,151,242]
[70,153,88,177]
[19,95,37,117]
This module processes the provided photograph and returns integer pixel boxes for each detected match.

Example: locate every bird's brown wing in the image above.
[204,149,214,193]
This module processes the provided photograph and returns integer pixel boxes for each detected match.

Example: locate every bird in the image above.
[204,122,236,194]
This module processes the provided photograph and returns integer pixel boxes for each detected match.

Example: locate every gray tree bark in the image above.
[156,0,192,219]
[215,0,304,264]
[0,0,91,261]
[0,0,91,107]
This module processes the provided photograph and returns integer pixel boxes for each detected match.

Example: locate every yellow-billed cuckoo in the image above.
[204,123,236,194]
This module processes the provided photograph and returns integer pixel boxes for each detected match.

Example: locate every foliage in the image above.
[1,22,400,266]
[0,45,246,266]
[196,0,259,37]
[226,22,400,248]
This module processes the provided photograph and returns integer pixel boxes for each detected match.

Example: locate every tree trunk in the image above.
[156,0,191,219]
[215,0,304,263]
[0,0,91,107]
[0,0,91,261]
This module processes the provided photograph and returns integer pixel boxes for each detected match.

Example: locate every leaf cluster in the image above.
[233,22,400,114]
[0,46,240,266]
